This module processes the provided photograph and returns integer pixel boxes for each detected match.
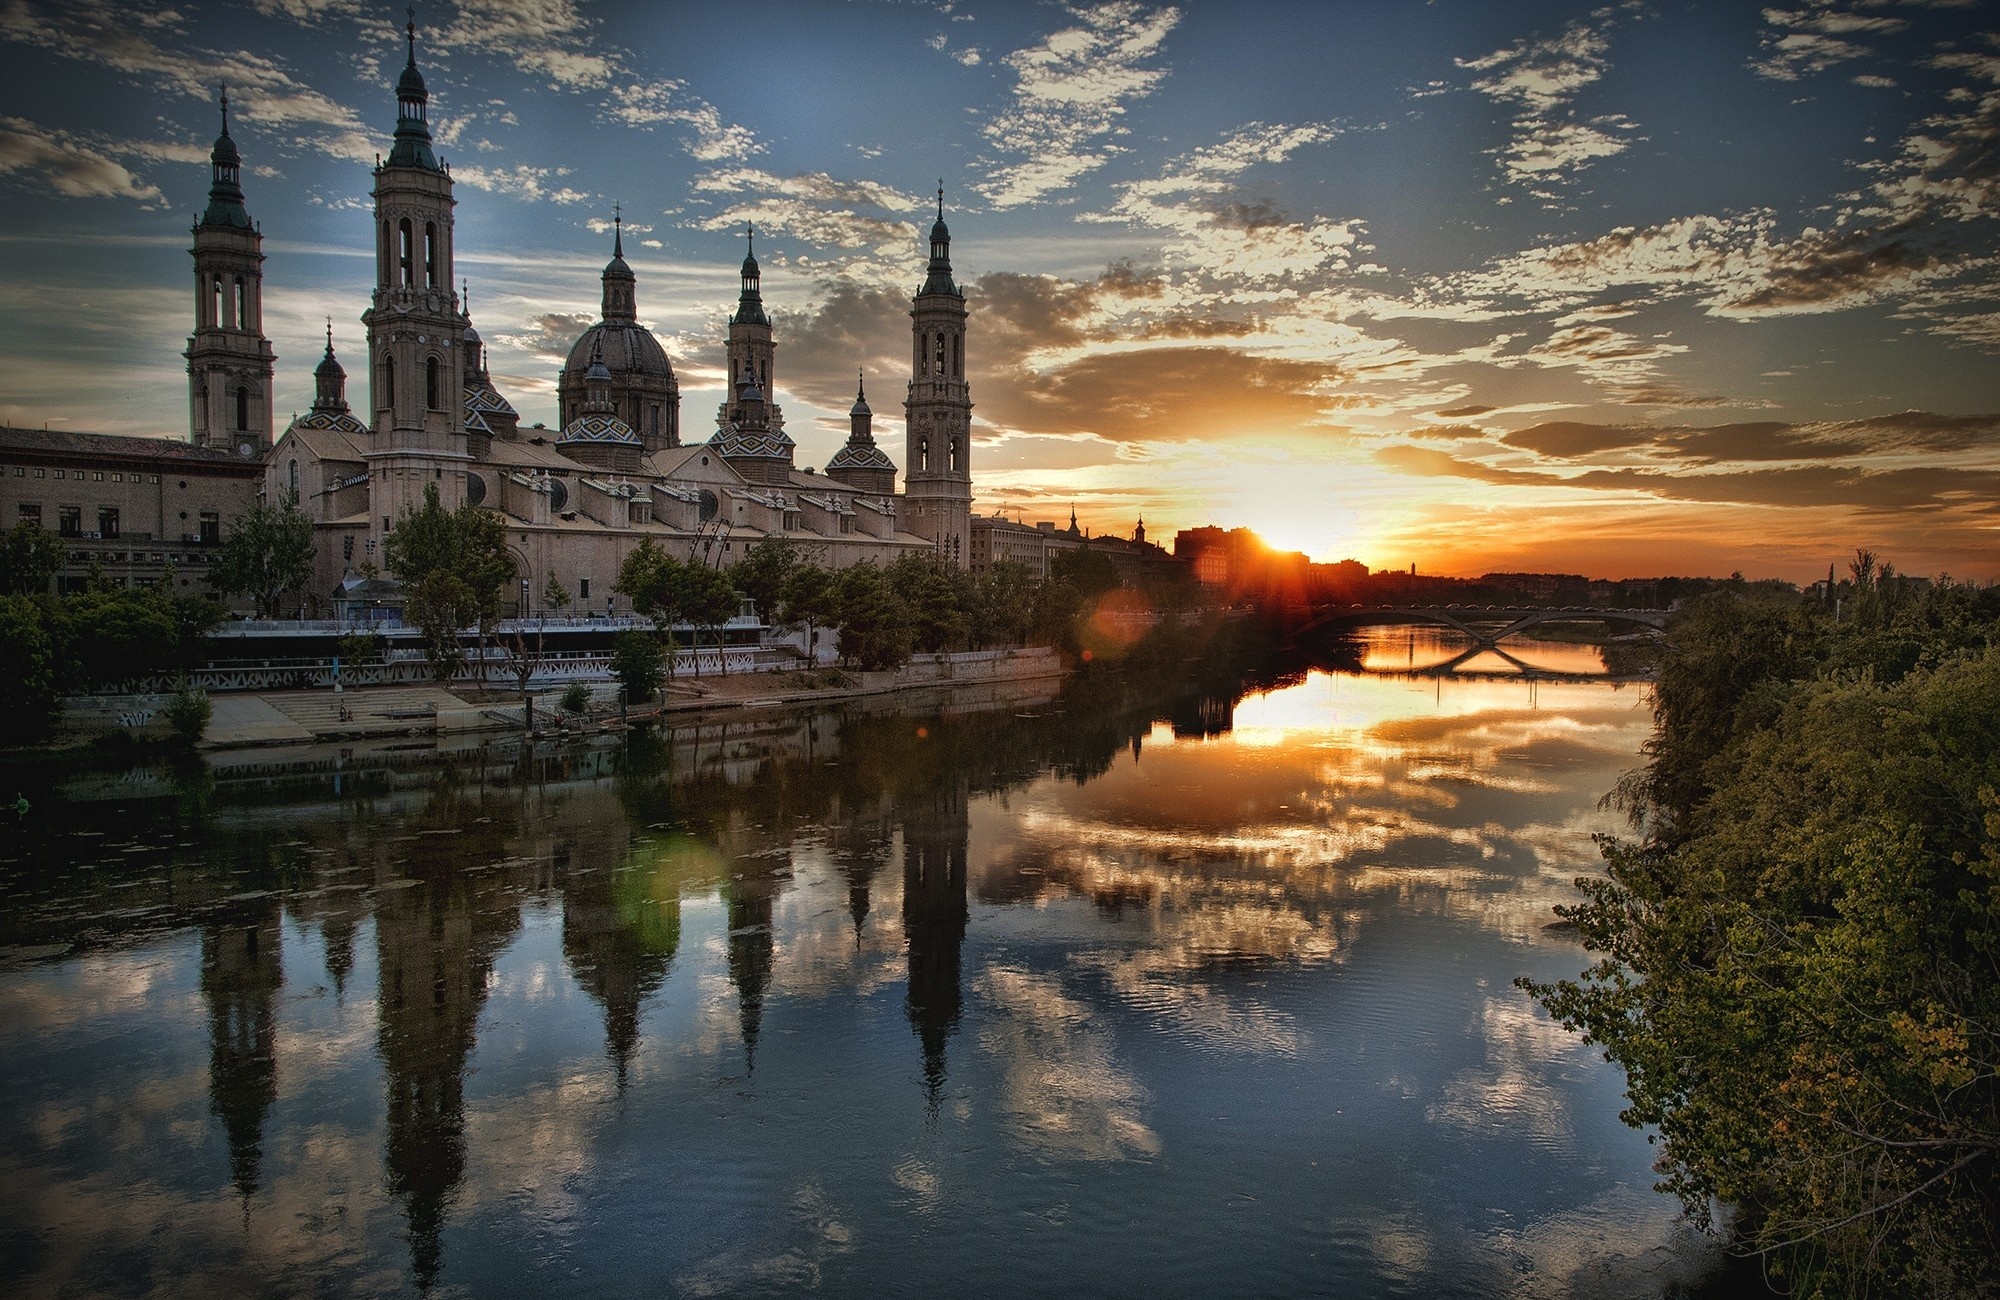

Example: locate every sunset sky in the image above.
[0,0,1994,579]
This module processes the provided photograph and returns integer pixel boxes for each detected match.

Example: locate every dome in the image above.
[293,408,369,437]
[397,60,428,101]
[563,322,674,385]
[557,412,641,446]
[211,129,240,170]
[827,441,895,473]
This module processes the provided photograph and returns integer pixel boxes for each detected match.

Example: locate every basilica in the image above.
[209,24,976,616]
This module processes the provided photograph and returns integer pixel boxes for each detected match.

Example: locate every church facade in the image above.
[257,24,975,617]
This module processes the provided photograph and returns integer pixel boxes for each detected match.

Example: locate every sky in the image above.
[0,0,1995,580]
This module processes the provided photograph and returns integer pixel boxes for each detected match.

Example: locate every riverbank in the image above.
[69,647,1067,751]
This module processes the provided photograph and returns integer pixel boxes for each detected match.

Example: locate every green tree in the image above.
[384,483,514,682]
[829,564,913,671]
[1051,547,1120,602]
[1530,586,2000,1298]
[974,559,1036,648]
[542,572,571,614]
[778,562,835,664]
[208,490,316,617]
[616,538,690,676]
[0,521,62,597]
[0,595,58,740]
[680,562,741,675]
[730,537,801,625]
[888,551,972,653]
[610,629,662,704]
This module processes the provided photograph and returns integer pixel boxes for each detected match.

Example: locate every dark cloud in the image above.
[1501,421,1659,458]
[499,311,595,363]
[1376,440,2000,513]
[1726,218,1945,313]
[1435,403,1496,417]
[773,282,911,411]
[1500,412,2000,466]
[982,346,1345,444]
[1135,315,1257,340]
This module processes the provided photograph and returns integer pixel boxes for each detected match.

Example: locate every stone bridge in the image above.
[1291,603,1669,648]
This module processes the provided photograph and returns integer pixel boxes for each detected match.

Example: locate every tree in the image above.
[0,521,62,597]
[974,559,1035,648]
[383,483,514,682]
[1529,585,2000,1298]
[1051,546,1120,602]
[542,572,571,614]
[830,563,913,671]
[778,562,835,664]
[0,595,57,740]
[888,552,972,653]
[730,537,801,626]
[610,630,662,704]
[616,538,690,676]
[209,490,315,617]
[680,562,741,676]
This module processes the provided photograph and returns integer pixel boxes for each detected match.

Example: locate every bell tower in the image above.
[721,223,781,432]
[186,89,275,458]
[361,14,469,544]
[904,188,972,565]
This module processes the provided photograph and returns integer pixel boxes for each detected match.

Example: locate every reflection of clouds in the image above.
[675,1181,856,1298]
[460,1069,618,1230]
[1079,942,1304,1058]
[974,964,1159,1162]
[1487,1183,1714,1300]
[1428,993,1584,1152]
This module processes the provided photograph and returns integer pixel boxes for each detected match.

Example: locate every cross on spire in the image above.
[612,201,623,256]
[405,7,417,63]
[937,181,944,221]
[746,219,755,257]
[219,84,230,134]
[325,317,333,350]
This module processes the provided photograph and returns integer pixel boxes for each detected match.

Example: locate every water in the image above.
[0,633,1725,1298]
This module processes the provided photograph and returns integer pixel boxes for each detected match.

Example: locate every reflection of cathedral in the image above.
[200,21,980,613]
[199,898,283,1199]
[902,777,970,1107]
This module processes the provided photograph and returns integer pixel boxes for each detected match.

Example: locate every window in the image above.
[399,219,414,286]
[425,355,440,410]
[111,473,121,483]
[949,438,959,473]
[93,471,103,482]
[211,275,223,328]
[579,577,590,602]
[384,357,396,408]
[236,386,249,431]
[198,510,219,545]
[918,438,929,472]
[98,507,119,540]
[18,503,39,525]
[935,332,946,371]
[288,460,297,498]
[34,468,44,478]
[150,475,159,484]
[58,506,81,537]
[235,277,247,328]
[425,223,439,289]
[953,334,962,378]
[53,470,64,480]
[10,467,19,476]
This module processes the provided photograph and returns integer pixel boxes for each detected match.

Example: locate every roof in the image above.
[0,426,263,470]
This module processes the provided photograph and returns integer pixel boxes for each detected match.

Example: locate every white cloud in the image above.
[453,164,590,205]
[1752,5,1907,81]
[0,117,164,203]
[975,2,1181,208]
[1458,14,1640,194]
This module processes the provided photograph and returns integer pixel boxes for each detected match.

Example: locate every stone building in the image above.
[262,23,979,615]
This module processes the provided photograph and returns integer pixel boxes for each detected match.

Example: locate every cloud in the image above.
[497,311,596,363]
[1753,5,1908,81]
[608,83,762,162]
[975,2,1181,208]
[452,164,589,205]
[1091,121,1359,283]
[1458,13,1640,192]
[0,117,164,203]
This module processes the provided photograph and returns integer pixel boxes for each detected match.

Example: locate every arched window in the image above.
[381,221,391,283]
[935,332,946,371]
[918,438,929,472]
[235,385,249,431]
[425,222,439,289]
[235,277,248,330]
[288,459,298,498]
[210,275,222,328]
[398,219,414,287]
[384,357,396,408]
[953,334,962,378]
[949,438,959,473]
[425,355,440,410]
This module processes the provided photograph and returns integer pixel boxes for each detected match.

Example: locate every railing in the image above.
[127,644,794,693]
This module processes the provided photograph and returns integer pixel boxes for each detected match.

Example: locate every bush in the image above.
[559,680,591,715]
[166,686,211,744]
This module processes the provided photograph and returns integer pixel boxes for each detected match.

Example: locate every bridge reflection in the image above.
[1294,603,1668,649]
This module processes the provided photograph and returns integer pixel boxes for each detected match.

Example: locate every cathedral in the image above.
[234,23,975,616]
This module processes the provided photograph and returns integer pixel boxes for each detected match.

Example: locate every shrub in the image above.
[559,680,591,715]
[167,686,211,744]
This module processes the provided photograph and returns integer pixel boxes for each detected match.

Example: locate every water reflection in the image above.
[0,651,1721,1298]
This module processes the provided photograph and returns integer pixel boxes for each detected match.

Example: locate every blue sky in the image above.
[0,0,1994,578]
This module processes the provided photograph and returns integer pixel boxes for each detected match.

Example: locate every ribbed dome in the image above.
[563,322,674,383]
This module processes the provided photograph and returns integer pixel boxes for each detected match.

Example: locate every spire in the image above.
[920,186,958,298]
[851,370,871,418]
[387,7,440,171]
[200,84,251,229]
[583,336,614,413]
[312,321,350,414]
[732,221,769,326]
[601,207,636,323]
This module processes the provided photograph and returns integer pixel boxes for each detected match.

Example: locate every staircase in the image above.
[261,686,468,736]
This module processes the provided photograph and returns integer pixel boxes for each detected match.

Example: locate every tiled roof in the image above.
[0,425,260,468]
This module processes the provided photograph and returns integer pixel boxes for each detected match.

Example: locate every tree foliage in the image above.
[0,521,62,597]
[209,490,316,617]
[1529,577,2000,1297]
[383,484,513,681]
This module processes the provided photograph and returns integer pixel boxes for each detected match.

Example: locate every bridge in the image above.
[1290,603,1669,648]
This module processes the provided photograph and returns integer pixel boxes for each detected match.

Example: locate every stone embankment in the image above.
[70,647,1066,751]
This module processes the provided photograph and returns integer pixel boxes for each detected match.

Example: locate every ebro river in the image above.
[0,630,1734,1298]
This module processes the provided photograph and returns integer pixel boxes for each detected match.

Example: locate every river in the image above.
[0,630,1728,1298]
